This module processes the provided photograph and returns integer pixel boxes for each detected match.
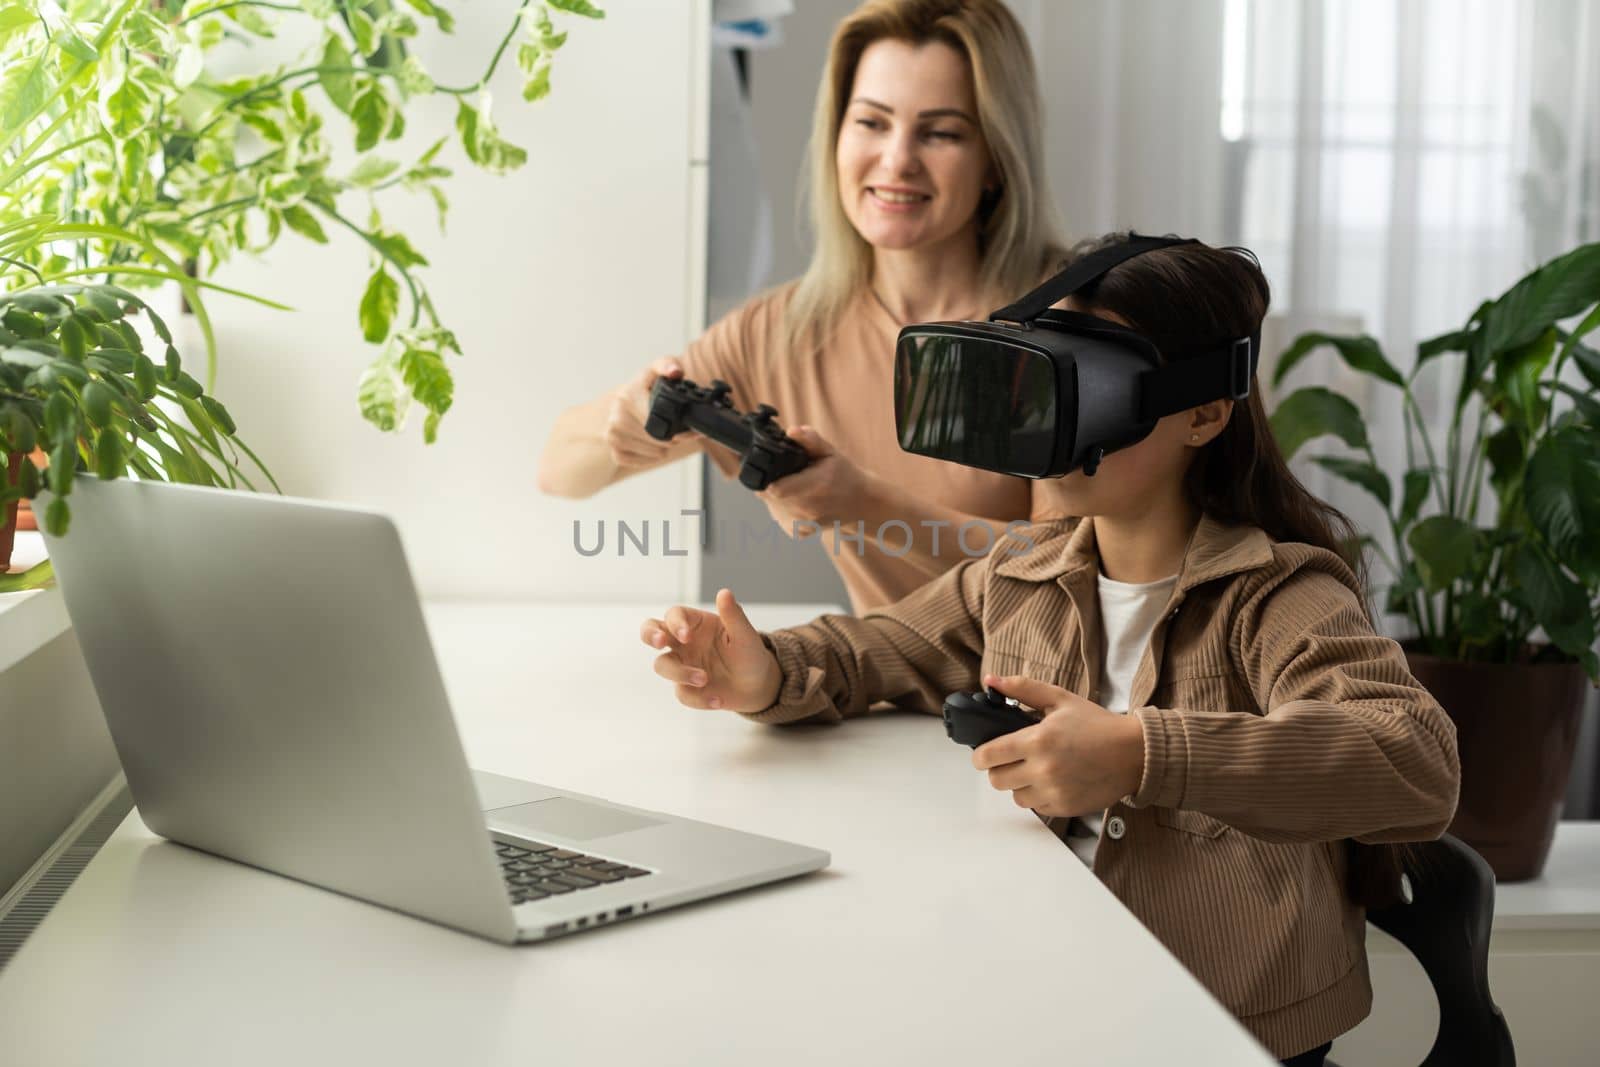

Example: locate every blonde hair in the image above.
[787,0,1066,347]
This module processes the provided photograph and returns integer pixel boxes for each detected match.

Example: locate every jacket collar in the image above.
[995,514,1274,594]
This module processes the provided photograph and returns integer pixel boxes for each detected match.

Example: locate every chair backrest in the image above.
[1366,834,1516,1067]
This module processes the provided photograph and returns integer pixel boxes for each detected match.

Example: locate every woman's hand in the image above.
[604,357,694,471]
[757,426,881,536]
[640,588,783,713]
[971,673,1147,818]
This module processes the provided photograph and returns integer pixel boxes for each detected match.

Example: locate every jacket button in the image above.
[1106,815,1126,840]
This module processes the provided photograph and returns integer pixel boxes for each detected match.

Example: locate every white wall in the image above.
[202,0,707,602]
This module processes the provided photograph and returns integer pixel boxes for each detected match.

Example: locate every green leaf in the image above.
[94,427,124,481]
[357,353,404,431]
[1523,426,1600,581]
[1268,386,1370,461]
[43,390,74,442]
[319,34,356,114]
[1,402,37,454]
[1491,325,1556,430]
[1510,543,1596,660]
[1484,425,1526,498]
[534,6,568,50]
[352,85,390,152]
[282,204,329,243]
[423,409,441,443]
[198,395,236,435]
[172,42,204,89]
[0,6,36,42]
[522,62,551,103]
[48,440,75,495]
[371,230,428,269]
[547,0,606,17]
[402,0,455,32]
[58,31,99,64]
[83,381,117,427]
[1406,515,1479,593]
[133,353,158,399]
[350,8,378,55]
[2,57,48,131]
[1555,301,1600,376]
[399,345,452,414]
[1309,455,1391,509]
[396,56,433,97]
[1453,589,1503,650]
[454,97,527,175]
[59,315,88,361]
[348,156,401,187]
[1480,243,1600,356]
[44,497,69,537]
[170,371,205,399]
[517,41,542,76]
[1401,469,1436,528]
[359,269,400,343]
[1546,380,1600,426]
[455,99,482,165]
[1272,331,1404,389]
[98,65,154,140]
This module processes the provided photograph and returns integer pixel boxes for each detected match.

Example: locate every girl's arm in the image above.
[1130,551,1460,844]
[750,557,987,725]
[640,558,986,724]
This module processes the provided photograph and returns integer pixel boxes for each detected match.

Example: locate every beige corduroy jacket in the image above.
[749,515,1460,1059]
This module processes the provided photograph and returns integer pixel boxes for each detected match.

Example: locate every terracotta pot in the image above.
[1406,649,1589,881]
[1,452,17,571]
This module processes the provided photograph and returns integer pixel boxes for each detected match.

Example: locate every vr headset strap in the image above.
[1138,331,1261,420]
[989,234,1198,326]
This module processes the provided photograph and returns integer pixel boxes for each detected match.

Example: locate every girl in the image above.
[539,0,1068,613]
[638,236,1461,1065]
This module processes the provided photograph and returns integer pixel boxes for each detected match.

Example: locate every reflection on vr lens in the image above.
[895,334,1055,477]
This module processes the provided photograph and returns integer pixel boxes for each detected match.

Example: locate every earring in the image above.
[1189,434,1200,442]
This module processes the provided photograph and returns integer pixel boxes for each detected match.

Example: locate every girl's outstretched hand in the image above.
[970,673,1147,818]
[640,588,782,713]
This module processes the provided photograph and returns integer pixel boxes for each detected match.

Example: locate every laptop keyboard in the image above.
[495,840,652,905]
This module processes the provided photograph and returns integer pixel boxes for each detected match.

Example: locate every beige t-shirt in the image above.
[678,282,1032,613]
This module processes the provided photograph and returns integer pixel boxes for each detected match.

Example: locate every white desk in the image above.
[0,602,1274,1066]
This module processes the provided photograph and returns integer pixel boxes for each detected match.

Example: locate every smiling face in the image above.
[834,38,992,255]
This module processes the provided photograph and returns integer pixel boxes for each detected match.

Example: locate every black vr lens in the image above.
[893,235,1258,478]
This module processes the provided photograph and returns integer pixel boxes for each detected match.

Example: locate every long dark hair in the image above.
[1073,233,1404,909]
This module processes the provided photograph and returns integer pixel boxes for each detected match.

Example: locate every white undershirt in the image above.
[1067,571,1179,868]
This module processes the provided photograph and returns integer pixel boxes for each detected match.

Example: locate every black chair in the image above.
[1333,834,1516,1066]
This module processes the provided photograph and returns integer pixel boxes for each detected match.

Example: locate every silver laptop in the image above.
[41,477,829,943]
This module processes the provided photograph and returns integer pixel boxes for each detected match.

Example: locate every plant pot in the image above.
[1405,649,1589,881]
[1,451,21,572]
[14,448,45,534]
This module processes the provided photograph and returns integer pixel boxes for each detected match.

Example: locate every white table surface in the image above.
[0,602,1274,1066]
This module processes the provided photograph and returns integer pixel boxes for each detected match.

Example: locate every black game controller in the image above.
[644,376,811,491]
[942,687,1039,748]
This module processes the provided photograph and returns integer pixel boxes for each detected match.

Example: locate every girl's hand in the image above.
[970,673,1147,818]
[640,588,782,712]
[757,426,877,536]
[605,357,692,471]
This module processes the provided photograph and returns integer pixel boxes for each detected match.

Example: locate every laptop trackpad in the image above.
[490,798,664,841]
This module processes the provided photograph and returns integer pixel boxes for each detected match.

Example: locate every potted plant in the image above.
[1269,241,1600,880]
[1,0,602,588]
[1,281,271,584]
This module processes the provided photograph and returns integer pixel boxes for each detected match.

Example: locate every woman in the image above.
[638,236,1461,1065]
[538,0,1066,613]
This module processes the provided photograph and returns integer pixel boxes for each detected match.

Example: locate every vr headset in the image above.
[893,234,1258,478]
